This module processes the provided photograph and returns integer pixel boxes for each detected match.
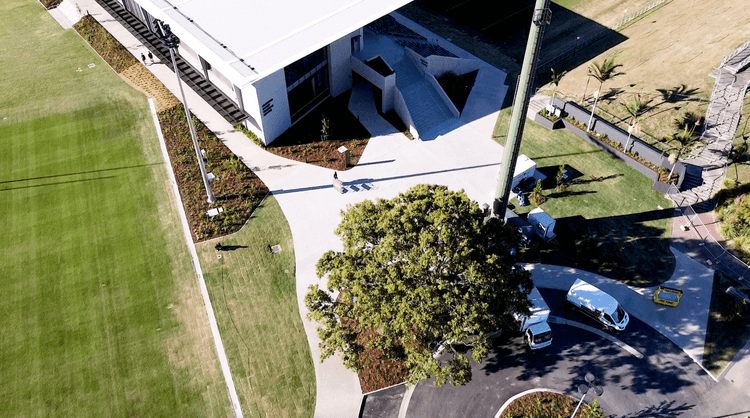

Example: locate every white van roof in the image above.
[567,278,618,315]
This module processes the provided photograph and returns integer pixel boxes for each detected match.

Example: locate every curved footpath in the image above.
[66,2,748,416]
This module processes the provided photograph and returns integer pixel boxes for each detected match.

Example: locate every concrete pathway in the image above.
[63,1,745,414]
[69,3,507,417]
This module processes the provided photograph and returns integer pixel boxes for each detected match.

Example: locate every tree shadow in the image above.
[656,84,702,104]
[620,399,695,417]
[520,209,676,287]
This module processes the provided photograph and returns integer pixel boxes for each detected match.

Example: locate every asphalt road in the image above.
[361,288,750,418]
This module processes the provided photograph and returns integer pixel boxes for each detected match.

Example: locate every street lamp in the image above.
[570,372,603,418]
[153,19,216,204]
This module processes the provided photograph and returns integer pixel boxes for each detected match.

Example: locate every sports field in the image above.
[0,1,230,416]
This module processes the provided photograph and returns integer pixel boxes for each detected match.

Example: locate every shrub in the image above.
[529,179,546,206]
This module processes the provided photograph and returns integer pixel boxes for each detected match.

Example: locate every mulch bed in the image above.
[74,15,138,73]
[74,13,269,242]
[356,326,409,393]
[159,106,268,242]
[502,391,601,418]
[263,93,371,171]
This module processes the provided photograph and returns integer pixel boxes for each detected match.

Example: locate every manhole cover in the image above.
[270,245,282,254]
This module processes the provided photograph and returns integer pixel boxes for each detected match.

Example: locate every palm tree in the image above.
[589,57,624,91]
[666,123,704,178]
[549,68,567,106]
[586,57,624,130]
[621,94,652,152]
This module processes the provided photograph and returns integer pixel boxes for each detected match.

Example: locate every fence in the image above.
[668,184,750,283]
[611,0,672,30]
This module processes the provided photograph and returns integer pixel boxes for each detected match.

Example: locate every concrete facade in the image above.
[116,0,409,144]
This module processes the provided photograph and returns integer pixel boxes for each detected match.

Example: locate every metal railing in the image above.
[611,0,671,30]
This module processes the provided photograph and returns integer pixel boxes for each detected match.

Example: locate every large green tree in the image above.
[305,185,533,387]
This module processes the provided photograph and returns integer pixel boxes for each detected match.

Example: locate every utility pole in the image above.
[153,19,216,204]
[493,0,552,217]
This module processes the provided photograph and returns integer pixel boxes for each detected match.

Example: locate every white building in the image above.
[117,0,413,144]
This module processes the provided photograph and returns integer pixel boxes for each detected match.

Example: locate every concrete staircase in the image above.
[391,58,454,139]
[527,95,550,119]
[669,43,750,212]
[58,0,82,25]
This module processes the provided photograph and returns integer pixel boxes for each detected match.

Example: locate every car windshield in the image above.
[613,305,626,323]
[534,331,552,344]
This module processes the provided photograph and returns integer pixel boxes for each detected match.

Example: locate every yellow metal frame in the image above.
[653,286,682,307]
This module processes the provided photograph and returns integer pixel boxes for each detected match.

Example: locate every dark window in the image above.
[285,47,327,87]
[287,65,329,121]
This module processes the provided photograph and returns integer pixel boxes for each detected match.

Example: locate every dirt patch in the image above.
[119,64,181,112]
[550,0,750,142]
[263,93,371,171]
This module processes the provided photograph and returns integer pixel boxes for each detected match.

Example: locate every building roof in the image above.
[144,0,413,85]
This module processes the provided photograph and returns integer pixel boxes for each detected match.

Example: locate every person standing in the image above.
[140,53,146,65]
[147,52,153,64]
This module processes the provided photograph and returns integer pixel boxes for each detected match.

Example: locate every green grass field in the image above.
[196,196,316,418]
[495,110,674,286]
[0,1,230,416]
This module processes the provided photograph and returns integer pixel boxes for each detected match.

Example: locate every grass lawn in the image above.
[0,1,229,416]
[703,271,750,375]
[196,196,316,418]
[494,109,674,286]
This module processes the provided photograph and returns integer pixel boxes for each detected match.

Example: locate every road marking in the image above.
[548,316,644,359]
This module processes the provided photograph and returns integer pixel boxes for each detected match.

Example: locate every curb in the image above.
[493,388,567,418]
[149,98,245,418]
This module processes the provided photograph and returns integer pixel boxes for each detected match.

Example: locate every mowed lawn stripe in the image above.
[0,1,230,416]
[197,196,316,418]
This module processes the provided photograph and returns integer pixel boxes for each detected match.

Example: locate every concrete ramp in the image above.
[391,59,454,139]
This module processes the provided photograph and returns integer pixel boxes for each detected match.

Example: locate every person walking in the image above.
[140,53,146,65]
[147,52,153,64]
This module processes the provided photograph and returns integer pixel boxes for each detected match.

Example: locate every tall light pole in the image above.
[492,0,552,217]
[570,372,603,418]
[153,19,216,204]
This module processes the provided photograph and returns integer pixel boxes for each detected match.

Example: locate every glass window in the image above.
[285,47,327,87]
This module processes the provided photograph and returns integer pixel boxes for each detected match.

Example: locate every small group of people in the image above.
[140,51,154,65]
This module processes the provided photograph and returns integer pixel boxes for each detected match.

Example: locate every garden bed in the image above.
[561,117,671,185]
[74,15,138,73]
[262,93,371,170]
[501,391,604,418]
[74,14,269,242]
[159,106,268,242]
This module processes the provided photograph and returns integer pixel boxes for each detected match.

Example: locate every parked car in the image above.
[566,278,629,331]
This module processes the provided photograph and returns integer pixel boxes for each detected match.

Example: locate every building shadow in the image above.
[405,0,628,88]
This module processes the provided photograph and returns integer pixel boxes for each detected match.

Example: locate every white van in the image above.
[566,278,629,331]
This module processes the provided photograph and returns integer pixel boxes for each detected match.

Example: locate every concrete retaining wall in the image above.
[394,88,419,140]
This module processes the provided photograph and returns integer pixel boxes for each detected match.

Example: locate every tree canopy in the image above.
[305,184,533,387]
